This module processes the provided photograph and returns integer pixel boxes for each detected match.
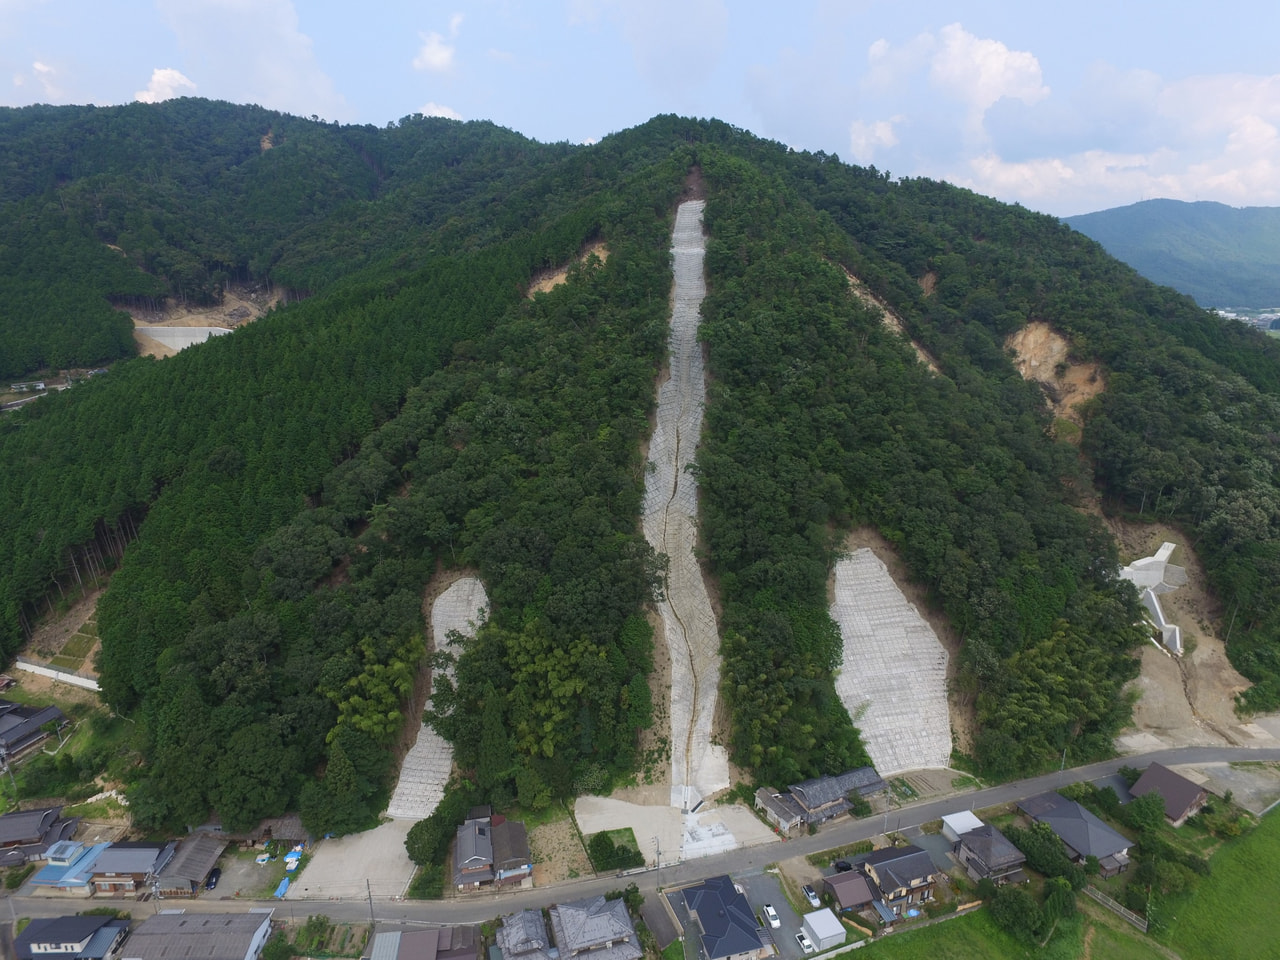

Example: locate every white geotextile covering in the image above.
[829,549,952,776]
[135,326,232,350]
[641,200,729,813]
[385,577,489,820]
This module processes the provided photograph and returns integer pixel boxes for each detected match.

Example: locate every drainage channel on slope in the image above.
[641,199,729,813]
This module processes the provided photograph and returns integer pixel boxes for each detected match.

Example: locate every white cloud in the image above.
[421,101,461,120]
[155,0,349,120]
[929,23,1048,114]
[30,60,61,99]
[849,117,901,163]
[414,14,463,73]
[135,67,196,103]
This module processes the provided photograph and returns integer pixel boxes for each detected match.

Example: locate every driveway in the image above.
[734,871,803,960]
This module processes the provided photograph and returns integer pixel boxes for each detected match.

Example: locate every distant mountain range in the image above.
[1065,199,1280,309]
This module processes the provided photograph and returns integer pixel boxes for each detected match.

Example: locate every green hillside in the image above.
[1065,198,1280,308]
[4,103,1280,833]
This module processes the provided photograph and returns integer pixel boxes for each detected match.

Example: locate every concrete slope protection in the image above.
[642,199,729,813]
[385,577,489,820]
[830,549,952,775]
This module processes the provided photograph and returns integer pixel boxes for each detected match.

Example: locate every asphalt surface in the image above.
[8,745,1280,928]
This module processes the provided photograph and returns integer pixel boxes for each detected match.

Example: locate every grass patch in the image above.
[1162,807,1280,960]
[602,826,640,850]
[858,909,1083,959]
[661,940,684,960]
[49,655,85,670]
[60,633,96,658]
[950,775,982,791]
[806,839,874,867]
[63,795,126,820]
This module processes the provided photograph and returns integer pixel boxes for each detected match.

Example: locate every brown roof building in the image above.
[1130,763,1209,827]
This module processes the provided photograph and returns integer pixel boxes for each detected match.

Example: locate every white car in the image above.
[802,884,820,908]
[763,904,780,929]
[795,932,815,955]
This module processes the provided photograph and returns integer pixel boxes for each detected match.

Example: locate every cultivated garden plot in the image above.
[385,577,488,820]
[829,548,952,775]
[640,199,729,813]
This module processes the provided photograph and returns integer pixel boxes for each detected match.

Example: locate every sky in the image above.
[3,0,1279,216]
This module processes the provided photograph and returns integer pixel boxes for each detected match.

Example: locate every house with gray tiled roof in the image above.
[681,875,766,960]
[549,895,642,960]
[15,915,129,960]
[788,767,887,824]
[861,845,937,916]
[1018,791,1131,877]
[954,823,1026,884]
[496,910,553,960]
[0,804,78,868]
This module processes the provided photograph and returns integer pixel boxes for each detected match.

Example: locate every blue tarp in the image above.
[273,877,290,898]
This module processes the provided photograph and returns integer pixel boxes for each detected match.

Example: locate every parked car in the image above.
[796,932,815,954]
[763,904,780,929]
[205,867,221,890]
[802,884,820,908]
[833,860,853,873]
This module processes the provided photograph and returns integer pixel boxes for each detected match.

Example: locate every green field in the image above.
[1163,808,1280,960]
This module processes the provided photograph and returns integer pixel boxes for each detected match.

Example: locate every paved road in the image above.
[8,745,1280,927]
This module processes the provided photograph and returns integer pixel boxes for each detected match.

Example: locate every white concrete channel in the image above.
[641,199,730,815]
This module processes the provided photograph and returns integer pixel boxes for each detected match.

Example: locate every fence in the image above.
[1083,885,1149,932]
[13,657,101,691]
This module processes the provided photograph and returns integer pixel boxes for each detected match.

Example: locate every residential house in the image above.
[90,841,176,896]
[954,824,1027,885]
[369,926,480,960]
[1130,763,1210,827]
[861,845,937,917]
[1018,791,1131,877]
[496,910,553,960]
[453,811,531,889]
[29,841,110,896]
[823,871,875,912]
[0,699,66,759]
[788,767,886,824]
[118,910,273,960]
[14,914,130,960]
[680,875,766,960]
[153,833,227,898]
[752,788,805,834]
[549,895,643,960]
[801,909,845,952]
[939,811,983,844]
[0,804,78,867]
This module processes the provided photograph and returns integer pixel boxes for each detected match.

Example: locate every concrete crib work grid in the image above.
[640,199,728,812]
[830,549,952,776]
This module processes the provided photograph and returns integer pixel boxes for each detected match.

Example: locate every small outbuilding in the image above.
[940,811,983,844]
[824,872,875,912]
[1130,763,1209,827]
[802,909,845,951]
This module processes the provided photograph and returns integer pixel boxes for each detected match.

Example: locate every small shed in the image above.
[802,909,845,952]
[941,811,983,844]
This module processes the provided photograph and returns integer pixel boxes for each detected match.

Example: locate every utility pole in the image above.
[653,836,661,891]
[367,878,376,930]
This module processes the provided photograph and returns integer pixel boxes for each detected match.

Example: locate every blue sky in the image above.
[3,0,1278,216]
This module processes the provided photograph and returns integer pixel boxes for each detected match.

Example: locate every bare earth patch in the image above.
[527,242,609,297]
[529,814,592,885]
[27,587,103,661]
[1106,520,1280,752]
[1005,321,1104,429]
[130,283,280,358]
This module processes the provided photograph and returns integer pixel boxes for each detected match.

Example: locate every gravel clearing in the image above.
[641,199,728,812]
[829,548,952,775]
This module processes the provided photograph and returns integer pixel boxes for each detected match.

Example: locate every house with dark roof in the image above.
[154,833,228,897]
[753,788,805,834]
[787,767,887,824]
[824,871,875,912]
[454,817,495,888]
[14,914,130,960]
[90,841,176,896]
[1130,763,1209,827]
[370,926,480,960]
[861,845,937,916]
[954,824,1026,884]
[681,874,766,960]
[0,698,65,759]
[1018,791,1131,877]
[496,909,553,960]
[549,895,642,960]
[454,812,531,889]
[117,909,273,960]
[492,817,532,885]
[0,804,78,867]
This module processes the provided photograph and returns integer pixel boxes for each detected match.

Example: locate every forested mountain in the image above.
[1066,199,1280,308]
[4,101,1280,832]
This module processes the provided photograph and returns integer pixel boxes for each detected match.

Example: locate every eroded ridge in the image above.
[642,200,729,811]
